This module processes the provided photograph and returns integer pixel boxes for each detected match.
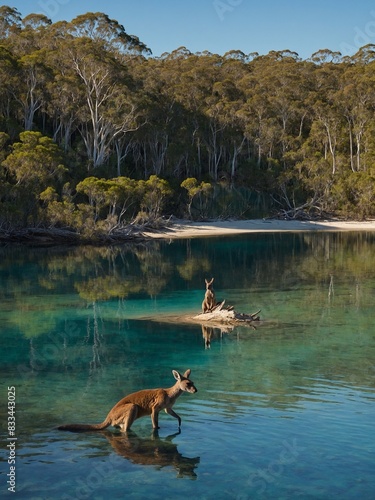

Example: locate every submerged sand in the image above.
[143,218,375,239]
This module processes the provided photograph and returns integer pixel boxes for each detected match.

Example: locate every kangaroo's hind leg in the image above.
[113,403,139,432]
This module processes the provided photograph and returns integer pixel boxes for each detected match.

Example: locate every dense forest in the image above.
[1,7,375,241]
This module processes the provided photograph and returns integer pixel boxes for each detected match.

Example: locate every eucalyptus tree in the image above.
[0,8,53,132]
[263,52,307,163]
[278,57,342,214]
[209,75,246,180]
[309,48,343,64]
[0,5,22,39]
[2,131,66,187]
[292,122,334,215]
[2,131,67,223]
[139,175,172,221]
[45,53,80,153]
[336,48,375,174]
[22,13,52,30]
[237,56,277,170]
[163,50,214,179]
[76,175,141,227]
[194,53,233,181]
[167,50,240,181]
[1,9,52,56]
[0,46,19,135]
[350,43,375,64]
[107,176,141,225]
[19,13,54,54]
[244,51,307,168]
[54,13,150,170]
[65,38,122,168]
[68,11,149,56]
[16,49,53,130]
[181,177,212,219]
[36,21,83,153]
[159,50,223,179]
[326,46,375,216]
[129,49,195,179]
[308,59,346,176]
[126,57,159,176]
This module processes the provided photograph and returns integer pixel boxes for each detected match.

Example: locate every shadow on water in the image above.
[102,429,200,478]
[47,427,200,479]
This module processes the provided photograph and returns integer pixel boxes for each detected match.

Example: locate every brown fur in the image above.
[202,278,216,313]
[57,369,197,433]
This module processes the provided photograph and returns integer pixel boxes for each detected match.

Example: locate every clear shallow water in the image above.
[0,232,374,499]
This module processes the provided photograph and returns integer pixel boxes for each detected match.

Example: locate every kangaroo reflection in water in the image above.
[102,430,200,478]
[201,324,234,349]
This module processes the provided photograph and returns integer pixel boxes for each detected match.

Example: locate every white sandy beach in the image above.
[144,219,375,239]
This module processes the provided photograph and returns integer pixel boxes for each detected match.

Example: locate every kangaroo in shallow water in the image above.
[202,278,216,313]
[57,369,197,433]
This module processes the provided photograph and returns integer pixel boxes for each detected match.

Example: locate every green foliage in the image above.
[139,175,172,221]
[1,8,375,235]
[181,177,212,219]
[75,175,142,230]
[3,132,66,187]
[1,132,67,224]
[331,170,375,219]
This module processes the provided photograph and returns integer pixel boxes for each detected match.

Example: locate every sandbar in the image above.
[144,219,375,239]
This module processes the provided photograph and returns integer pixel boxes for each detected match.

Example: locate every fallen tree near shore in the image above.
[0,225,146,246]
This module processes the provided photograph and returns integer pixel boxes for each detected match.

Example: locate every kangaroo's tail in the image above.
[57,417,110,432]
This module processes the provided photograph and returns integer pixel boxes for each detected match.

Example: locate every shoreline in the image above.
[1,219,375,247]
[144,218,375,239]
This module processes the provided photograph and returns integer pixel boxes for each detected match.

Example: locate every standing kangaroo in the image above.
[202,278,216,313]
[57,369,197,433]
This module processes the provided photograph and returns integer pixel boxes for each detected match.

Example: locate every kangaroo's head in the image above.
[205,278,214,290]
[172,369,197,393]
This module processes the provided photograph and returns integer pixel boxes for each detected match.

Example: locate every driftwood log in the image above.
[192,300,261,325]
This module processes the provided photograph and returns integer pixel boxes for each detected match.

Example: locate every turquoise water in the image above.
[0,232,374,499]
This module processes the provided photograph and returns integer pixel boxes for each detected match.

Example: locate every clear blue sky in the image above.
[5,0,375,59]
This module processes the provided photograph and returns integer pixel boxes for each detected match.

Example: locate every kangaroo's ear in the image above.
[172,370,181,381]
[183,369,191,378]
[205,278,208,284]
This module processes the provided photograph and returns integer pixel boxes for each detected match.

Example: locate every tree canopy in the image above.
[1,7,375,240]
